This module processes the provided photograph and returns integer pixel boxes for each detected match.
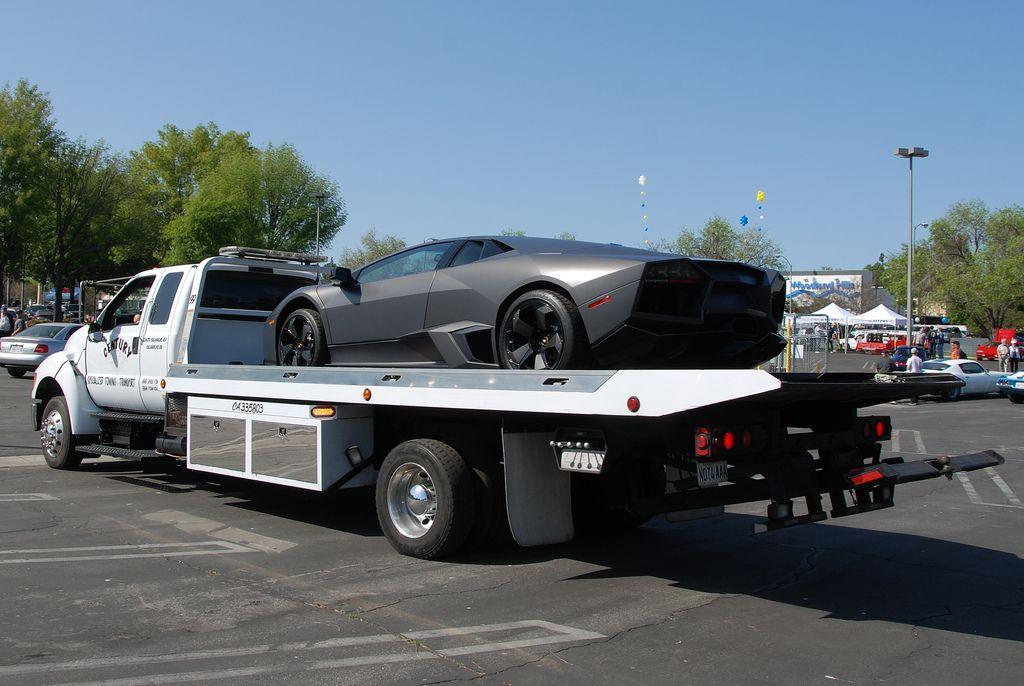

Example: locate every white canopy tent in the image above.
[811,303,856,325]
[850,303,908,327]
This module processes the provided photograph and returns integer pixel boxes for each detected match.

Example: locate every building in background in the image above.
[786,269,895,312]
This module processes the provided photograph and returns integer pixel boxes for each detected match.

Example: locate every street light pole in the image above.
[313,192,327,263]
[894,147,928,346]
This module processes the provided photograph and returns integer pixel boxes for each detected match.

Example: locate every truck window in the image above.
[200,270,314,311]
[101,277,155,330]
[148,272,184,325]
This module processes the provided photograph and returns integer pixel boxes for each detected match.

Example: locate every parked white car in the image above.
[921,359,1002,400]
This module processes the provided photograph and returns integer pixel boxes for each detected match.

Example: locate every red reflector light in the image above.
[626,396,640,413]
[588,294,613,309]
[862,422,871,439]
[34,344,48,354]
[849,469,884,486]
[695,427,711,457]
[722,431,735,451]
[875,421,885,438]
[741,429,752,449]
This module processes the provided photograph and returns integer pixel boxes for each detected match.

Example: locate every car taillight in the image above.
[34,344,48,354]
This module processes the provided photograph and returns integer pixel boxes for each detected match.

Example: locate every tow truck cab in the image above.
[31,248,321,442]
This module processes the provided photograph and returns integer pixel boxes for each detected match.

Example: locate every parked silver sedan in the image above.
[0,323,82,377]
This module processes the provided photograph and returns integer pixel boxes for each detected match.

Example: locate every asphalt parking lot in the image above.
[0,371,1021,685]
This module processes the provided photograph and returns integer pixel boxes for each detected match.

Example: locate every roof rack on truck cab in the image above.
[218,246,328,264]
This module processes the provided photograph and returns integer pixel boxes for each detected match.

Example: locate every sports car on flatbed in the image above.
[265,236,787,370]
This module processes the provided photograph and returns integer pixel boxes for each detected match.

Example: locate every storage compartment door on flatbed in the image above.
[187,397,375,491]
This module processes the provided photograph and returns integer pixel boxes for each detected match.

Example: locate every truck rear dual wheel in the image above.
[376,439,478,559]
[40,396,83,470]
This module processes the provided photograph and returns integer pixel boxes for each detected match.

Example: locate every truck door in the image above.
[84,276,154,411]
[139,268,191,412]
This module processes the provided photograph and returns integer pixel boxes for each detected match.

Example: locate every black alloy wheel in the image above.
[499,290,581,370]
[277,308,326,366]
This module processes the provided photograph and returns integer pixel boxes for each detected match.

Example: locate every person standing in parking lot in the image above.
[997,339,1010,372]
[1010,341,1021,374]
[934,328,946,359]
[906,347,923,373]
[12,310,27,335]
[0,305,11,338]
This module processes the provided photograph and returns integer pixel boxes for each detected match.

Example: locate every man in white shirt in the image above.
[997,340,1010,372]
[906,347,923,373]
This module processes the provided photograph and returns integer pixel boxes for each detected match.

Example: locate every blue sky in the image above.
[4,1,1022,268]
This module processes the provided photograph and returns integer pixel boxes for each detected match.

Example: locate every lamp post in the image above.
[314,192,327,263]
[894,147,928,346]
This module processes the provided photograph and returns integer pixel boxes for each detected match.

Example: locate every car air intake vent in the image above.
[636,260,709,319]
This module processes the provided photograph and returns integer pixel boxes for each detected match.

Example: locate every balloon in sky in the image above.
[756,190,765,202]
[638,175,647,186]
[739,215,749,226]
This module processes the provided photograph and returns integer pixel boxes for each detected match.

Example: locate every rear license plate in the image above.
[696,461,728,488]
[8,344,22,352]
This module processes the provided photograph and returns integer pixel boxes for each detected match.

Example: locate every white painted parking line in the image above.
[956,472,982,505]
[0,493,58,502]
[0,620,605,683]
[0,540,258,565]
[143,509,297,553]
[985,468,1023,507]
[892,429,925,454]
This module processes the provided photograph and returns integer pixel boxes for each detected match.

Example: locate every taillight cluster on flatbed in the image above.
[858,416,891,443]
[694,424,765,460]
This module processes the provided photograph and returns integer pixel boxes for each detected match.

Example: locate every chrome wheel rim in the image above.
[386,461,437,539]
[40,408,64,459]
[279,313,317,366]
[503,299,564,370]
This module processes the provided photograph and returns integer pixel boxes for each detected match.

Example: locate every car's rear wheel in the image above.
[277,308,327,366]
[6,368,27,378]
[498,290,586,370]
[943,385,963,401]
[1010,395,1023,404]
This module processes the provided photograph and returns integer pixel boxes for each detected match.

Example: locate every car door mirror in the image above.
[87,322,103,342]
[331,266,356,288]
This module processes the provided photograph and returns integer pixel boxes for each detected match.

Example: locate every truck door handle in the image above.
[131,337,139,355]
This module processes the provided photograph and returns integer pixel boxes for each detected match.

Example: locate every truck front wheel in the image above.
[40,396,83,470]
[376,439,476,559]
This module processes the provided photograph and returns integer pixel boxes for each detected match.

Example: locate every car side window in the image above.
[449,241,484,268]
[358,243,453,284]
[960,362,985,374]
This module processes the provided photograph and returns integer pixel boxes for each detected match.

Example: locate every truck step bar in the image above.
[91,410,164,424]
[77,444,161,460]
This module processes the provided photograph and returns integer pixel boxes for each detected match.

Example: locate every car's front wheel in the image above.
[277,308,327,366]
[498,290,586,370]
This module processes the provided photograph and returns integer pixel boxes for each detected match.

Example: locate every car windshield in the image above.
[19,324,65,338]
[922,362,949,371]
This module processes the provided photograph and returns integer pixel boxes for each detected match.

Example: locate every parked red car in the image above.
[976,341,999,361]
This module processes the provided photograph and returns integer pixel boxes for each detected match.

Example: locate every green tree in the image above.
[867,200,1024,335]
[500,228,526,237]
[555,231,577,241]
[659,215,784,268]
[340,227,406,267]
[31,139,127,321]
[0,80,60,302]
[166,143,346,263]
[125,123,252,263]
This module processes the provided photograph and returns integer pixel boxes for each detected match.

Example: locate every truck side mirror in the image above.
[331,266,356,287]
[88,321,100,334]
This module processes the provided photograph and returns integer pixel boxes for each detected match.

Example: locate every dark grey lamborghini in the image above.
[265,236,786,370]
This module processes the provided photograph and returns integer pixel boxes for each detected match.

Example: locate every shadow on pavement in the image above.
[99,461,1024,643]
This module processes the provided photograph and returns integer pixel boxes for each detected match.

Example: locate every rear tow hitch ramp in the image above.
[755,450,1005,534]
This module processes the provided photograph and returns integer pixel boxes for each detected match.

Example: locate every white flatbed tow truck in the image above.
[29,248,1004,558]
